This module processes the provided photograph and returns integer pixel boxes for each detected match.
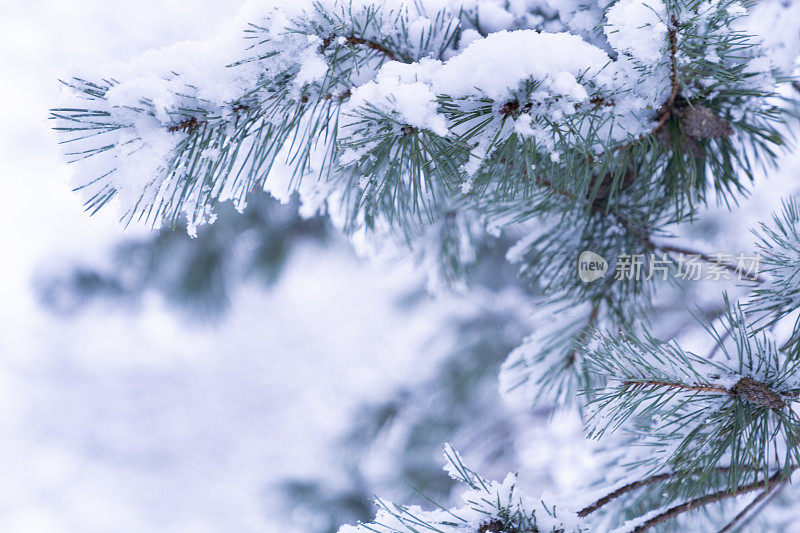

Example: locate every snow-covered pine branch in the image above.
[53,0,794,240]
[339,444,585,533]
[583,302,800,500]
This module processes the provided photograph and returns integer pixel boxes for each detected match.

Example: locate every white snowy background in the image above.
[2,1,800,532]
[0,1,463,531]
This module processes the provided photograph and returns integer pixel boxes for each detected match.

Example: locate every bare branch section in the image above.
[577,473,672,517]
[630,468,796,533]
[578,466,744,518]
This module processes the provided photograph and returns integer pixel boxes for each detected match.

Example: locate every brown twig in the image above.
[577,466,777,518]
[620,376,788,410]
[167,116,200,133]
[622,379,730,395]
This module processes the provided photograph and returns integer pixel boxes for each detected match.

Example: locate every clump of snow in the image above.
[343,58,449,138]
[605,0,668,65]
[433,30,613,102]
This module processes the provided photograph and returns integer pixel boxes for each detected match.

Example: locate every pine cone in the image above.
[679,105,734,139]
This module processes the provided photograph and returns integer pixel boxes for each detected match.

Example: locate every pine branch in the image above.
[530,176,763,290]
[50,3,800,530]
[345,445,580,532]
[746,198,800,339]
[621,379,729,396]
[584,302,800,506]
[165,28,406,138]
